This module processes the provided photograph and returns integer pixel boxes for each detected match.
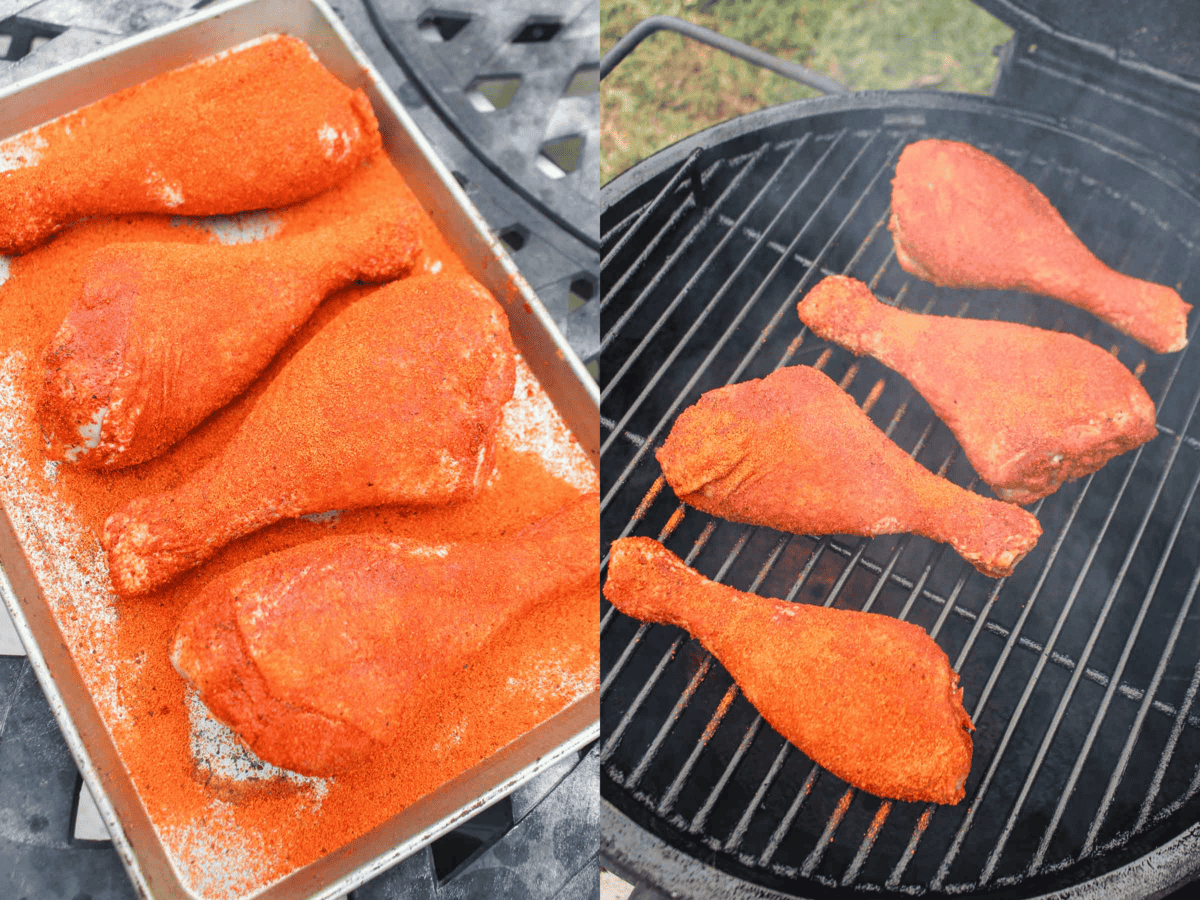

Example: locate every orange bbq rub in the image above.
[0,34,381,254]
[38,155,422,469]
[173,494,599,776]
[605,538,974,804]
[889,139,1190,353]
[656,366,1041,577]
[799,275,1158,503]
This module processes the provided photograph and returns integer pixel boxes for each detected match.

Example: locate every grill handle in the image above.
[600,14,847,95]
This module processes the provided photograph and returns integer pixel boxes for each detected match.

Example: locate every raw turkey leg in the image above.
[39,169,422,468]
[798,275,1158,503]
[103,274,516,596]
[656,366,1041,577]
[0,35,380,254]
[889,139,1190,353]
[604,538,973,804]
[172,493,598,776]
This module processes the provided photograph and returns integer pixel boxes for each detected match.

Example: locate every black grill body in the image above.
[979,0,1200,198]
[600,92,1200,898]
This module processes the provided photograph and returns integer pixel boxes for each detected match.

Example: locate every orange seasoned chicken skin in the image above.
[604,538,974,804]
[889,139,1189,353]
[798,276,1157,504]
[0,35,380,255]
[172,494,598,776]
[39,161,422,469]
[103,274,516,597]
[656,366,1041,577]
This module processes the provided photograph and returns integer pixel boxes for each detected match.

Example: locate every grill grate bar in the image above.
[600,518,715,699]
[1128,499,1200,834]
[601,139,803,394]
[600,129,844,453]
[887,806,937,890]
[975,464,1127,883]
[759,764,822,866]
[842,800,893,886]
[739,182,902,383]
[599,628,685,765]
[601,192,699,317]
[724,741,792,852]
[802,789,856,877]
[1082,469,1200,855]
[600,128,887,503]
[1031,307,1200,871]
[930,474,1102,888]
[600,146,704,308]
[1156,422,1200,453]
[600,141,777,384]
[1137,571,1200,832]
[624,657,715,791]
[657,683,740,817]
[970,250,1198,882]
[690,715,764,833]
[598,127,854,462]
[1082,421,1200,855]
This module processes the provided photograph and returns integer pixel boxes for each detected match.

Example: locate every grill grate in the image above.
[601,95,1200,897]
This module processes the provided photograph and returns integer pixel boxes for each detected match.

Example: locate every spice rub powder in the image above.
[0,151,597,897]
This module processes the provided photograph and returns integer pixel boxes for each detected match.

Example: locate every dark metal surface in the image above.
[356,0,599,364]
[974,0,1200,199]
[975,0,1200,82]
[600,91,1200,899]
[0,0,599,895]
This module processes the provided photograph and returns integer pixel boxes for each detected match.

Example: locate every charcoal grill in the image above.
[600,12,1200,899]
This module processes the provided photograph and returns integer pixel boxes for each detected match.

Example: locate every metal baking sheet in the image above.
[0,0,599,896]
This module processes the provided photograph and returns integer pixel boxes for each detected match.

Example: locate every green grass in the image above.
[602,0,1013,184]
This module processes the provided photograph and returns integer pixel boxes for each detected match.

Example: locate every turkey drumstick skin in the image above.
[889,139,1190,353]
[656,366,1041,577]
[798,275,1157,504]
[103,273,516,597]
[604,538,974,804]
[172,493,598,777]
[39,181,422,469]
[0,35,381,255]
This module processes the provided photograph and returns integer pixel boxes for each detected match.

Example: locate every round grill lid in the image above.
[973,0,1200,84]
[601,90,1200,900]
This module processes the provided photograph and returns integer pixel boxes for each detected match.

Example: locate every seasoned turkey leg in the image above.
[103,274,516,596]
[604,538,973,804]
[798,275,1157,503]
[656,366,1041,577]
[0,35,380,254]
[889,139,1190,353]
[172,493,598,776]
[39,169,422,468]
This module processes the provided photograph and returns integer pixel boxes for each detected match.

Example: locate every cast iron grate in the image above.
[600,95,1200,897]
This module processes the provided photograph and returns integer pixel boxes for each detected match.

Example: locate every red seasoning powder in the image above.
[0,162,597,895]
[0,34,382,255]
